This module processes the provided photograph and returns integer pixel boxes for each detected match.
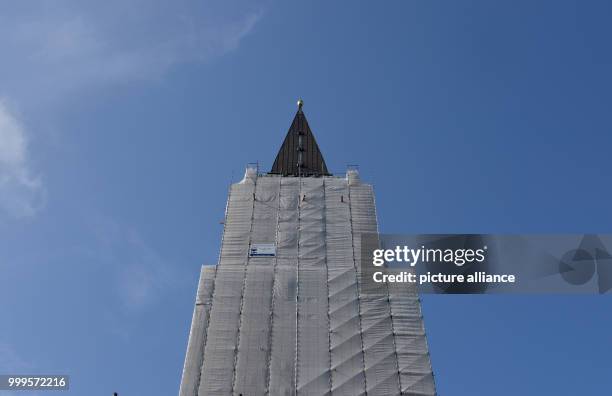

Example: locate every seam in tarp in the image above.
[178,265,216,396]
[370,185,404,395]
[417,300,437,395]
[323,178,334,394]
[192,182,233,395]
[347,182,369,396]
[230,176,258,394]
[293,176,302,395]
[195,266,216,396]
[264,177,283,395]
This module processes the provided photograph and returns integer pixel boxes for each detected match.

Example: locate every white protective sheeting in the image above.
[388,281,436,395]
[199,180,256,395]
[267,177,299,396]
[296,178,331,395]
[325,177,367,396]
[180,172,436,396]
[179,266,216,396]
[233,177,281,395]
[349,182,402,396]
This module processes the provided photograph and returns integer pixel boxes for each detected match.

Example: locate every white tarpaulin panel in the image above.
[234,177,281,395]
[325,177,367,396]
[388,275,436,395]
[268,177,299,396]
[179,266,216,396]
[296,178,331,395]
[199,180,256,395]
[349,182,401,396]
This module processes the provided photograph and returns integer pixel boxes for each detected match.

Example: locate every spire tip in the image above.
[297,98,303,110]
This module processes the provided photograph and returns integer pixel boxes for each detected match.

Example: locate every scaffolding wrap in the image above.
[180,171,436,396]
[296,178,331,395]
[325,177,367,396]
[198,179,256,395]
[179,266,216,396]
[268,176,299,395]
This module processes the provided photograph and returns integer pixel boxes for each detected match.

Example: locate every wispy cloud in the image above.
[0,1,265,217]
[0,343,34,372]
[89,215,184,312]
[0,343,44,396]
[0,101,45,218]
[0,1,264,99]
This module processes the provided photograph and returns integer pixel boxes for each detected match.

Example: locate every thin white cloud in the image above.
[0,342,33,372]
[0,1,265,99]
[116,229,178,310]
[0,101,45,218]
[0,343,44,396]
[0,1,265,218]
[89,215,184,312]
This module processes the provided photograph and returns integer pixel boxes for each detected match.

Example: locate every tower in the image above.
[179,102,436,396]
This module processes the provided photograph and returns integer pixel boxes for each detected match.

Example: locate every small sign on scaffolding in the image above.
[249,243,276,257]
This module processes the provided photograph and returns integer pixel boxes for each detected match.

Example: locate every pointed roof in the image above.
[270,100,330,176]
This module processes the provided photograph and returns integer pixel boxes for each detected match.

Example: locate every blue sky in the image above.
[1,1,611,395]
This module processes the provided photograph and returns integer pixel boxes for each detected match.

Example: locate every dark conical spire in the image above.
[270,100,330,177]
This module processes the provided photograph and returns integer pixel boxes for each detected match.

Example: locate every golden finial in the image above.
[297,98,304,110]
